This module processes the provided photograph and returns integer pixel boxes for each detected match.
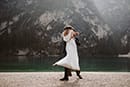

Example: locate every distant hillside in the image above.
[0,0,130,56]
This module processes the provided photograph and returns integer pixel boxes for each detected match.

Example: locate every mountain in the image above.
[0,0,130,56]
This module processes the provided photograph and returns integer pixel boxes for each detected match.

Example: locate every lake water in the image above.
[0,56,130,72]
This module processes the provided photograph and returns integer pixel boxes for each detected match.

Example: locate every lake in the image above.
[0,56,130,72]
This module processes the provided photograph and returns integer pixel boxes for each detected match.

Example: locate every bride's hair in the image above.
[63,28,70,36]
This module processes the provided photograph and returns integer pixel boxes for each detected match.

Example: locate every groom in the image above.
[60,26,82,81]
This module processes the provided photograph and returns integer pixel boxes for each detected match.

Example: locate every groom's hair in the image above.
[63,29,70,36]
[64,27,72,30]
[64,27,76,31]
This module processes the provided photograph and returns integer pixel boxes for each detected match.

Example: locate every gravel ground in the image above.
[0,72,130,87]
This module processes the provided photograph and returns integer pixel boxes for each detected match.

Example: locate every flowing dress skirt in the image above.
[53,38,80,71]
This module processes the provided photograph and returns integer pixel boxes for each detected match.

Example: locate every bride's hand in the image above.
[76,32,79,35]
[74,32,79,36]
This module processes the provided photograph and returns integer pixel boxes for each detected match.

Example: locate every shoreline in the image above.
[0,71,130,73]
[0,72,130,87]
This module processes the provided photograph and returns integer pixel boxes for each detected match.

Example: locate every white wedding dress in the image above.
[53,30,80,71]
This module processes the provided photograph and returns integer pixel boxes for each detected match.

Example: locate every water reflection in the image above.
[18,56,28,63]
[0,56,129,72]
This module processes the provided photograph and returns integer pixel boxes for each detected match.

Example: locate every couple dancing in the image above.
[53,25,83,81]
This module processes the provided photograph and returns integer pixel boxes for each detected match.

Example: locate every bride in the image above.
[53,25,82,81]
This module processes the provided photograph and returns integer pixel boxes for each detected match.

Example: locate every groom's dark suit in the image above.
[60,38,82,81]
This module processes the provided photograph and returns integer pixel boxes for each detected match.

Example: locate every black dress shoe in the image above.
[69,72,72,77]
[78,75,83,79]
[60,78,69,81]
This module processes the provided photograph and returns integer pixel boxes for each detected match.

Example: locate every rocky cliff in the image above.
[0,0,130,56]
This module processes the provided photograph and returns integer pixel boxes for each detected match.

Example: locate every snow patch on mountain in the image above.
[7,28,11,34]
[121,35,128,46]
[0,21,8,30]
[9,21,13,25]
[118,52,130,58]
[17,49,29,56]
[39,11,65,27]
[46,25,52,31]
[63,19,73,25]
[12,15,20,22]
[37,31,42,36]
[72,0,86,13]
[91,25,108,40]
[51,36,62,43]
[26,0,33,5]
